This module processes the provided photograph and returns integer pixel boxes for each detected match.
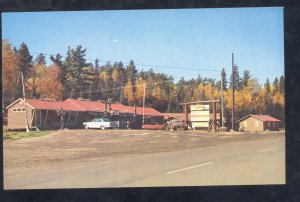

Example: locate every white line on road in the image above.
[166,162,213,175]
[259,147,281,152]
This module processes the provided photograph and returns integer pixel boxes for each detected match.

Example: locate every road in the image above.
[4,135,285,189]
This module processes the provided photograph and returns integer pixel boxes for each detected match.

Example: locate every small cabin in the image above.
[237,114,281,132]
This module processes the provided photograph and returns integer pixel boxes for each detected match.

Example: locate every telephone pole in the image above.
[21,72,30,132]
[231,53,235,131]
[142,83,146,124]
[221,71,224,127]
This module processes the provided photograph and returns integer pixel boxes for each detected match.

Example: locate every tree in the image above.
[124,80,135,104]
[18,42,33,79]
[221,68,228,90]
[50,53,63,66]
[63,45,89,98]
[241,70,251,88]
[229,65,241,90]
[279,75,285,96]
[35,64,63,100]
[34,53,46,65]
[126,60,137,84]
[272,77,279,92]
[262,79,272,114]
[2,40,21,100]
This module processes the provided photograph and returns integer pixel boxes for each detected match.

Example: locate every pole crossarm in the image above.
[180,100,220,105]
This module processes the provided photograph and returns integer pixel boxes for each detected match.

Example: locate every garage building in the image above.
[237,114,281,132]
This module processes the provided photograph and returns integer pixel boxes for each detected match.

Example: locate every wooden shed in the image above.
[237,114,281,132]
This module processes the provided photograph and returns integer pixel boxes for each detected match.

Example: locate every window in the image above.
[268,122,271,127]
[273,122,276,127]
[12,108,25,112]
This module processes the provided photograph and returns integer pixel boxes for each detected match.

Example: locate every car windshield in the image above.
[101,118,111,122]
[92,119,100,122]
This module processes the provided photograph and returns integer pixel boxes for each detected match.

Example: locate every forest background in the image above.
[2,40,285,128]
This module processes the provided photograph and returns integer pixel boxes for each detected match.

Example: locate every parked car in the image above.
[83,118,116,130]
[166,118,185,131]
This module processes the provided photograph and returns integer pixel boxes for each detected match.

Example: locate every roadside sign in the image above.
[190,104,210,129]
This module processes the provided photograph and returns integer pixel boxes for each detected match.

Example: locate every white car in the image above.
[83,118,116,130]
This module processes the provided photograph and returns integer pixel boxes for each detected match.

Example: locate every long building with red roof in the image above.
[5,98,164,130]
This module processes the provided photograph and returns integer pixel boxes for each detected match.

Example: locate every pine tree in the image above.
[221,68,228,90]
[18,42,33,79]
[50,53,63,66]
[241,70,251,88]
[279,75,285,96]
[63,45,88,98]
[35,53,46,65]
[229,65,241,90]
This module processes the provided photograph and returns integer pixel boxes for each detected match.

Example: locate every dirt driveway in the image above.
[3,129,284,178]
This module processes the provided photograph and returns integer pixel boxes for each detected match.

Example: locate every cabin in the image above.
[237,114,281,132]
[5,98,86,130]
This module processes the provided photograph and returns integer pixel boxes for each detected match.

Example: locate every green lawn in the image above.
[3,130,53,140]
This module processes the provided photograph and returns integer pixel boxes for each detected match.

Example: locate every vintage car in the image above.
[166,118,185,131]
[83,118,116,130]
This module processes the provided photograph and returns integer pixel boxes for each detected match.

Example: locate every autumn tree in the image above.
[2,40,21,102]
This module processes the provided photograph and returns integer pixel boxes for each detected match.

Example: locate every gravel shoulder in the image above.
[3,129,285,177]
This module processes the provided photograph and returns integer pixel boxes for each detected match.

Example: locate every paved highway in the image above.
[4,136,284,189]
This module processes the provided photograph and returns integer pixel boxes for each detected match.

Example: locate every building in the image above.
[237,114,281,132]
[5,98,164,130]
[5,98,86,130]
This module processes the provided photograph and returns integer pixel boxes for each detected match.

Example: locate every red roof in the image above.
[136,107,163,117]
[110,103,163,116]
[64,99,105,112]
[25,99,85,111]
[110,103,135,114]
[8,98,163,116]
[237,114,280,122]
[251,114,280,122]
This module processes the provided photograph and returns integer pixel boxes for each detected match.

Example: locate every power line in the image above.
[29,51,221,72]
[72,80,174,95]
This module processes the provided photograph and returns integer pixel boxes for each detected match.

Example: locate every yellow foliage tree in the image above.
[124,80,135,104]
[2,40,20,98]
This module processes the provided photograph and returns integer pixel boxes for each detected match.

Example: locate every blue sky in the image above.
[2,8,284,83]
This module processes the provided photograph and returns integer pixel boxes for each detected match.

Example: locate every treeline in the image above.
[2,40,285,127]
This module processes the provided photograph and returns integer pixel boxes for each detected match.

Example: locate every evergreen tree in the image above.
[50,53,63,66]
[272,77,279,92]
[263,79,272,114]
[241,70,251,88]
[126,60,137,84]
[229,65,241,90]
[221,68,228,90]
[95,58,100,73]
[35,53,46,65]
[63,45,88,99]
[279,75,285,96]
[18,42,33,79]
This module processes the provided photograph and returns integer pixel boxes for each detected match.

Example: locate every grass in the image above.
[3,130,53,140]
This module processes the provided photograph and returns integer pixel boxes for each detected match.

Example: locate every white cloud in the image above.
[113,39,118,43]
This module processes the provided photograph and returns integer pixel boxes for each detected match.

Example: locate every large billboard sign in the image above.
[190,104,210,129]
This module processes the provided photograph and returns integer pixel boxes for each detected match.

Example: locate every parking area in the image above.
[3,129,284,178]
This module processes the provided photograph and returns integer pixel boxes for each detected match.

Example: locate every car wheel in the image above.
[101,126,105,130]
[85,125,88,130]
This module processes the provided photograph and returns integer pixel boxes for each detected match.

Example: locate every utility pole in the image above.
[231,53,235,131]
[21,72,30,132]
[142,83,146,124]
[221,71,224,127]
